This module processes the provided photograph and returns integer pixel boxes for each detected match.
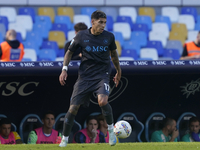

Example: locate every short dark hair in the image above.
[97,114,105,122]
[74,22,88,32]
[43,111,55,119]
[91,10,106,20]
[0,118,11,126]
[162,118,175,128]
[86,115,98,125]
[189,117,200,125]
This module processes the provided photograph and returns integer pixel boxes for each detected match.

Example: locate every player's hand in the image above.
[113,70,121,87]
[172,129,179,139]
[91,129,98,139]
[59,70,68,86]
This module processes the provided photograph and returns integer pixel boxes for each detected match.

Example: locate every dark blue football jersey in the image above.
[68,28,117,80]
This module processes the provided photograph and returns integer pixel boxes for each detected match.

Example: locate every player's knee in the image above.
[69,105,80,115]
[98,97,108,107]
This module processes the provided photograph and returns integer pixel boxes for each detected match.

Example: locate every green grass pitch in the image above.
[0,143,200,150]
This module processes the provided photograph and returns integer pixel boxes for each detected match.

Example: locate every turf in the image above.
[1,143,200,150]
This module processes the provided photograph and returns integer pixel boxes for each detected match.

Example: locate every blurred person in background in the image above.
[0,118,22,144]
[0,29,24,62]
[181,31,200,60]
[64,22,88,60]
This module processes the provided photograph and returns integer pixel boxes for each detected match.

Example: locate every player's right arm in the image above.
[27,131,38,144]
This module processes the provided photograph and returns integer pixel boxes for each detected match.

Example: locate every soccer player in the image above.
[59,10,121,147]
[73,116,105,143]
[151,118,179,142]
[27,111,61,144]
[0,118,22,144]
[182,117,200,142]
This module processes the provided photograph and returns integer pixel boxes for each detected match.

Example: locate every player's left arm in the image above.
[12,131,23,144]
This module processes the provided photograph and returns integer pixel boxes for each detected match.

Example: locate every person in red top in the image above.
[181,31,200,60]
[0,29,24,62]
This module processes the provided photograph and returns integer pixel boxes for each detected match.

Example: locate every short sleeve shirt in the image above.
[151,130,177,142]
[68,28,117,80]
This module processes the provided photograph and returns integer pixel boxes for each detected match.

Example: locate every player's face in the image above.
[197,34,200,44]
[0,124,11,137]
[43,114,55,129]
[87,119,98,133]
[169,120,177,134]
[92,18,106,34]
[190,121,200,134]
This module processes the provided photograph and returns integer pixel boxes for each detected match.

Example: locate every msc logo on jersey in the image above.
[85,45,108,52]
[103,39,109,44]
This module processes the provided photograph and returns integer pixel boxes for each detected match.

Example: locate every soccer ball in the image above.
[114,120,132,138]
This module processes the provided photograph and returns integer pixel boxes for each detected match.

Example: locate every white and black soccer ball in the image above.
[114,120,132,139]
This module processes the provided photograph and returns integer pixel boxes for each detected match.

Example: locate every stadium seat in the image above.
[23,41,39,55]
[18,7,36,22]
[16,32,23,42]
[121,49,138,60]
[51,23,68,39]
[0,33,3,43]
[149,32,167,48]
[195,22,200,31]
[132,24,149,35]
[178,15,195,31]
[112,32,124,48]
[129,31,147,47]
[140,48,158,60]
[57,7,74,22]
[81,7,97,17]
[161,7,179,23]
[15,15,33,32]
[106,15,113,31]
[0,16,8,31]
[177,112,196,141]
[53,113,81,143]
[163,49,180,60]
[55,16,73,30]
[187,30,198,42]
[152,23,169,39]
[166,40,184,55]
[100,7,118,22]
[35,16,52,31]
[0,7,17,22]
[19,114,43,143]
[23,49,37,61]
[155,16,171,30]
[169,31,186,46]
[115,41,122,56]
[33,22,49,39]
[136,16,152,31]
[146,41,164,56]
[181,7,197,22]
[117,112,144,142]
[38,7,55,23]
[73,15,91,29]
[139,7,155,22]
[48,31,66,49]
[55,57,64,61]
[171,23,188,39]
[117,16,134,31]
[145,112,166,142]
[119,7,137,23]
[113,22,131,40]
[26,31,43,48]
[123,40,141,56]
[38,49,56,61]
[0,114,17,132]
[41,41,59,57]
[67,30,76,41]
[119,57,134,61]
[8,23,26,40]
[0,23,6,38]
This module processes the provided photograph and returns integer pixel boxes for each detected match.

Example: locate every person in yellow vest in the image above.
[0,29,24,62]
[181,32,200,60]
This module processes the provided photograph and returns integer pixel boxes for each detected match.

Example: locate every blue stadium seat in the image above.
[41,41,59,57]
[0,16,8,31]
[100,7,118,22]
[116,16,134,31]
[181,7,197,22]
[106,15,114,31]
[177,112,196,141]
[33,22,49,39]
[117,112,144,142]
[112,31,124,48]
[54,16,73,30]
[19,114,43,143]
[136,16,152,31]
[130,31,147,47]
[22,58,32,61]
[81,7,97,17]
[23,41,39,55]
[155,16,171,30]
[38,49,56,61]
[51,23,68,39]
[121,49,138,60]
[0,33,3,43]
[123,40,141,56]
[145,41,164,57]
[18,7,36,22]
[26,31,43,48]
[0,114,17,132]
[57,49,64,57]
[132,24,149,35]
[16,32,23,42]
[145,112,166,142]
[163,49,180,60]
[53,113,82,143]
[195,22,200,30]
[35,16,52,31]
